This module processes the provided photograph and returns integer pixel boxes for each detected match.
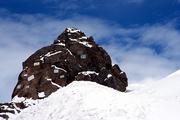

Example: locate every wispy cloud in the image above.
[0,10,179,102]
[104,44,178,82]
[103,22,180,81]
[140,23,180,59]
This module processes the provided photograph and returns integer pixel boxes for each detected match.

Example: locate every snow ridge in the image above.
[9,70,180,120]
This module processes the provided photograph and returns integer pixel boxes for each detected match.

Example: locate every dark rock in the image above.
[0,28,128,119]
[0,103,23,120]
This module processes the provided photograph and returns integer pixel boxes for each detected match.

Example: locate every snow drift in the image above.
[9,70,180,120]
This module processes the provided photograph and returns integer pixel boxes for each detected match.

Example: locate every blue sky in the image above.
[1,0,180,26]
[0,0,180,102]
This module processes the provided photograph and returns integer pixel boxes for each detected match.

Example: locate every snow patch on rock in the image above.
[38,92,45,98]
[79,71,99,75]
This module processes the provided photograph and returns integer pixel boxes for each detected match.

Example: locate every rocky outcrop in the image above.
[0,28,128,119]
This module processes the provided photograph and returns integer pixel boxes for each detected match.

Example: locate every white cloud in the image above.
[0,12,179,102]
[139,24,180,58]
[104,45,177,82]
[102,23,180,82]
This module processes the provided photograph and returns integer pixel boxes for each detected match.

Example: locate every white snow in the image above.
[16,84,21,89]
[40,56,44,62]
[34,62,40,66]
[12,96,40,109]
[80,54,87,59]
[66,48,73,56]
[46,77,61,88]
[78,41,92,48]
[46,78,52,81]
[23,74,28,77]
[79,36,88,39]
[27,75,34,81]
[25,86,29,89]
[12,96,26,103]
[69,38,78,42]
[0,103,20,119]
[69,38,92,48]
[78,71,99,75]
[40,51,62,62]
[38,92,45,98]
[55,42,65,46]
[9,70,180,120]
[44,51,62,57]
[53,69,59,73]
[67,28,80,33]
[104,74,112,81]
[51,82,61,88]
[51,65,67,72]
[59,75,65,79]
[107,74,112,78]
[120,71,124,74]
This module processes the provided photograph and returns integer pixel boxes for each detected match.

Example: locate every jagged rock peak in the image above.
[0,28,128,120]
[57,27,86,40]
[54,27,95,48]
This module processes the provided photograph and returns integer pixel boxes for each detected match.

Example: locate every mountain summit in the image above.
[0,28,128,119]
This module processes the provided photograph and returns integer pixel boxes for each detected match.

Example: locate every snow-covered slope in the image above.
[10,70,180,120]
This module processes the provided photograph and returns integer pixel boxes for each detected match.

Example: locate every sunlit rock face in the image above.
[0,28,128,119]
